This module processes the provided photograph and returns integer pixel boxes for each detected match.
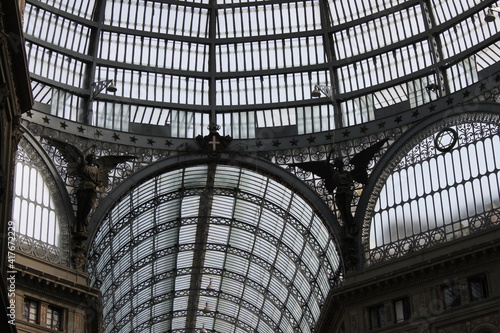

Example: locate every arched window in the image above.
[361,108,500,264]
[13,159,60,246]
[12,138,71,266]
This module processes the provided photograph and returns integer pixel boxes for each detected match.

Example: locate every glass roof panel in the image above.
[225,251,249,273]
[88,164,339,332]
[233,199,260,222]
[40,0,95,19]
[23,0,499,137]
[176,250,195,269]
[211,195,235,218]
[228,226,255,252]
[364,114,500,264]
[221,276,244,298]
[207,223,230,243]
[181,196,201,217]
[431,0,482,24]
[204,249,225,268]
[329,0,407,25]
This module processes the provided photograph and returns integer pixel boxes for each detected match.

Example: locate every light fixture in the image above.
[200,325,208,333]
[91,79,117,98]
[206,278,214,291]
[485,7,500,22]
[311,86,322,98]
[87,79,118,125]
[202,302,211,313]
[106,80,117,93]
[311,84,335,102]
[426,83,439,93]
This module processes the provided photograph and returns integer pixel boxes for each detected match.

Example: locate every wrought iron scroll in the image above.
[15,138,71,266]
[368,207,500,264]
[362,111,500,266]
[15,233,70,266]
[272,130,403,225]
[26,121,172,209]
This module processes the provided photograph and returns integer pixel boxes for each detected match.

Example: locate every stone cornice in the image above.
[14,251,100,303]
[333,226,500,302]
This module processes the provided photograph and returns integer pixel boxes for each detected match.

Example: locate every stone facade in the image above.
[316,227,500,333]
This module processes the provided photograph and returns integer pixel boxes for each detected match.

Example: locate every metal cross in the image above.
[208,135,220,150]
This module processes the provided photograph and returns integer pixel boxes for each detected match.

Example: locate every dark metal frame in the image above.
[356,102,500,266]
[86,153,341,332]
[22,0,500,138]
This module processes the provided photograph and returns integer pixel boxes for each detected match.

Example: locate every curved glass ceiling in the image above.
[87,164,340,332]
[22,0,500,138]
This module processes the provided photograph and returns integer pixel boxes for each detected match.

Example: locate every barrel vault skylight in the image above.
[87,164,341,332]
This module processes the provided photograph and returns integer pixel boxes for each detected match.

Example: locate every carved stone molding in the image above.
[437,313,500,333]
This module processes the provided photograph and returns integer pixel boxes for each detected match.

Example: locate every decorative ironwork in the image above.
[311,84,335,102]
[361,111,500,265]
[15,138,71,267]
[15,233,69,266]
[42,136,135,238]
[28,121,171,193]
[196,123,232,158]
[434,127,458,152]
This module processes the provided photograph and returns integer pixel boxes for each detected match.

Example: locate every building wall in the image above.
[14,252,101,333]
[0,1,32,332]
[316,227,500,333]
[1,2,101,332]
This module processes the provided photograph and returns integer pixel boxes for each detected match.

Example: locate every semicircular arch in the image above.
[356,102,500,266]
[87,153,343,333]
[12,128,74,266]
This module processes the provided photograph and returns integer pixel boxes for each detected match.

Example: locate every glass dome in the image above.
[22,0,500,140]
